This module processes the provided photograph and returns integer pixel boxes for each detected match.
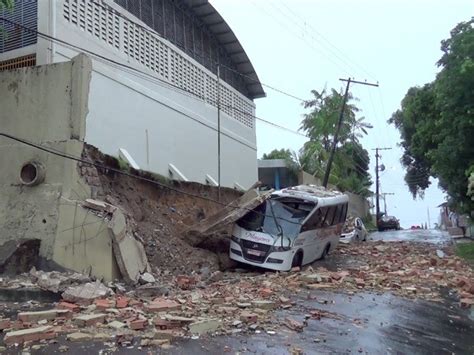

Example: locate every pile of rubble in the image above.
[0,241,472,350]
[334,241,474,305]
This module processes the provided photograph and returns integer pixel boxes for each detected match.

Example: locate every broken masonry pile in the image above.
[0,241,472,349]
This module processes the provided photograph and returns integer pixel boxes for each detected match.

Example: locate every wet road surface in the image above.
[370,229,450,244]
[25,289,474,355]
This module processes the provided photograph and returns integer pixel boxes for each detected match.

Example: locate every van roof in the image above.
[271,185,349,205]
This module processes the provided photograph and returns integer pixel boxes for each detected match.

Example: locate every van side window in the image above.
[322,206,337,227]
[301,207,326,231]
[334,204,344,224]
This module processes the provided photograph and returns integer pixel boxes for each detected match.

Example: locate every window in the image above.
[322,206,338,227]
[302,207,326,231]
[237,198,312,240]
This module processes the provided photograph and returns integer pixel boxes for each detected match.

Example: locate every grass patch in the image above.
[456,242,474,262]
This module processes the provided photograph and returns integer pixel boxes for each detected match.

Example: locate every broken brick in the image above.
[0,318,11,330]
[240,311,258,323]
[176,275,197,290]
[4,326,55,345]
[258,288,273,298]
[154,318,181,330]
[285,317,304,332]
[94,299,115,311]
[18,310,71,323]
[57,302,80,313]
[116,296,129,309]
[145,299,180,312]
[460,298,474,308]
[73,314,106,327]
[129,319,148,330]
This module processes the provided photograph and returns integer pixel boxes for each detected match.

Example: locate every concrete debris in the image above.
[108,209,151,284]
[4,326,55,345]
[83,198,117,214]
[139,272,156,284]
[62,281,112,305]
[66,332,93,342]
[188,319,221,335]
[18,309,71,323]
[30,268,91,293]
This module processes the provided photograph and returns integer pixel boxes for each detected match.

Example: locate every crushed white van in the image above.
[229,185,349,271]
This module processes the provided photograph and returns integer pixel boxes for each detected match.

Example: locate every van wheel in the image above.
[292,251,303,268]
[321,244,331,259]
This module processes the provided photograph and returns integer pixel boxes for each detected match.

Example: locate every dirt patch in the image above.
[79,145,242,275]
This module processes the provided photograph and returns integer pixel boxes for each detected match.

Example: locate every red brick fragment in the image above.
[240,311,257,323]
[94,299,114,311]
[57,302,80,313]
[116,296,129,309]
[176,275,197,290]
[154,318,181,330]
[258,288,273,298]
[0,318,11,330]
[285,317,304,332]
[145,299,180,312]
[129,319,148,330]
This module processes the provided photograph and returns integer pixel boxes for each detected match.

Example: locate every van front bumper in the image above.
[229,240,294,271]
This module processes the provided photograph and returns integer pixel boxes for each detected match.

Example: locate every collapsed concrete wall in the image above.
[0,55,120,280]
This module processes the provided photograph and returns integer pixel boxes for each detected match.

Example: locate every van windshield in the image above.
[237,198,314,240]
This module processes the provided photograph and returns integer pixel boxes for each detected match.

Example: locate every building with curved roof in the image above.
[0,0,265,188]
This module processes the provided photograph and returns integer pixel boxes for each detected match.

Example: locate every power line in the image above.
[251,0,353,78]
[279,2,378,82]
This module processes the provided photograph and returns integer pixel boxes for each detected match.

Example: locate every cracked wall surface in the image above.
[0,55,119,280]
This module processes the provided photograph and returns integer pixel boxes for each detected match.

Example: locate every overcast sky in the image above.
[210,0,472,228]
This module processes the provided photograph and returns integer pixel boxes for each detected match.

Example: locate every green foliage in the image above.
[299,88,372,196]
[456,242,474,263]
[389,18,474,212]
[0,0,13,10]
[117,157,130,172]
[0,0,14,36]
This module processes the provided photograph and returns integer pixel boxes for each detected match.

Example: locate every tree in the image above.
[0,0,13,35]
[299,88,372,196]
[389,18,474,212]
[0,0,13,10]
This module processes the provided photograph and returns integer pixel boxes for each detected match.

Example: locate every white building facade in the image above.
[0,0,265,188]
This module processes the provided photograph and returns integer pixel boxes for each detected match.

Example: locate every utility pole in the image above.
[217,63,221,202]
[323,78,379,187]
[373,147,392,229]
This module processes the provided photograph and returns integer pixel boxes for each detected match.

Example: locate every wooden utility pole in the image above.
[373,147,392,229]
[322,78,379,187]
